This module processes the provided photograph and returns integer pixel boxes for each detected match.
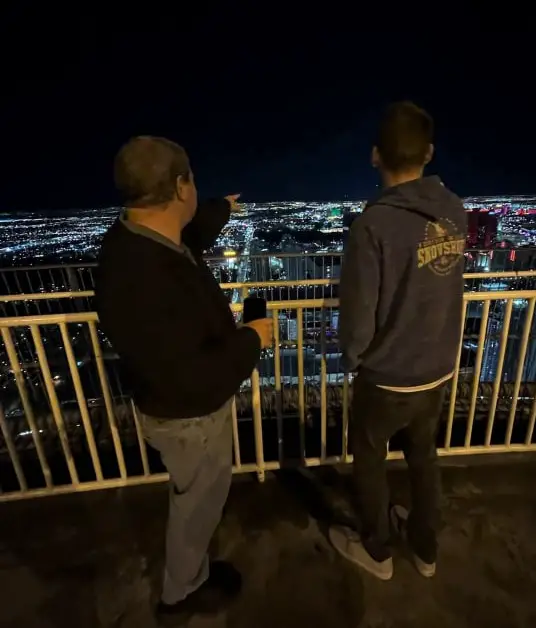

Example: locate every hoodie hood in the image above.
[366,175,460,222]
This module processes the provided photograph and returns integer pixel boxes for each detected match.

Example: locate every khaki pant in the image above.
[140,402,233,605]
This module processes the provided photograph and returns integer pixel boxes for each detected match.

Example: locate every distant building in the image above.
[467,211,498,248]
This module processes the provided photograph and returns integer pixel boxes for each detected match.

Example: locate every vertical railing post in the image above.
[297,307,305,459]
[272,308,283,464]
[0,404,28,493]
[231,397,242,471]
[485,300,513,446]
[251,369,265,482]
[30,324,79,486]
[1,327,52,488]
[320,308,327,461]
[445,300,468,450]
[342,373,350,462]
[464,300,490,448]
[505,297,536,446]
[88,321,127,479]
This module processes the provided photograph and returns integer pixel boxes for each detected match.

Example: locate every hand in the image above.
[224,193,242,212]
[245,318,273,349]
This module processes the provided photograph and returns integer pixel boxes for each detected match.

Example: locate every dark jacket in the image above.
[95,199,261,419]
[339,176,467,386]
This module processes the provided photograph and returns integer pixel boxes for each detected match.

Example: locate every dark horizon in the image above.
[2,16,535,212]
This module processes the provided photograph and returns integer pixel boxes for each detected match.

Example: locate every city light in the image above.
[1,196,536,267]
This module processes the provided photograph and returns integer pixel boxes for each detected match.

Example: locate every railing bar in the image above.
[320,311,327,461]
[24,271,35,295]
[0,404,28,492]
[3,274,535,303]
[525,393,536,446]
[445,300,468,450]
[506,297,536,445]
[1,327,53,488]
[251,369,265,481]
[272,308,283,464]
[4,290,536,324]
[485,300,513,446]
[3,250,532,271]
[297,307,305,459]
[0,291,95,303]
[465,301,490,448]
[13,273,25,300]
[231,397,241,469]
[3,440,536,503]
[88,320,127,479]
[59,322,103,481]
[130,400,150,476]
[78,269,87,291]
[30,324,79,485]
[342,373,350,461]
[1,271,11,294]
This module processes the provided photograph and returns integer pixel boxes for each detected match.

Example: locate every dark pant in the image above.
[351,377,445,564]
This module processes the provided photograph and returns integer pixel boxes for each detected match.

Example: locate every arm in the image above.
[182,198,231,255]
[131,287,261,409]
[338,217,381,372]
[156,324,262,406]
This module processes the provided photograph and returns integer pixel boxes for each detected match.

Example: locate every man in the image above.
[331,102,466,581]
[95,136,273,623]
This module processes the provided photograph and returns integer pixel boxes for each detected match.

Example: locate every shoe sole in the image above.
[329,526,393,581]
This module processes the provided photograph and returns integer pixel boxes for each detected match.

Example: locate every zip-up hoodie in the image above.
[339,175,467,386]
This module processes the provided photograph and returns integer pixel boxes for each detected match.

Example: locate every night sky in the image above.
[2,12,534,211]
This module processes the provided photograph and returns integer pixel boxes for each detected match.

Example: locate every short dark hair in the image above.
[376,101,434,172]
[114,136,191,207]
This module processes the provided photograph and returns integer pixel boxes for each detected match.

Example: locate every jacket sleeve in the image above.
[338,217,380,372]
[182,198,231,255]
[130,284,261,409]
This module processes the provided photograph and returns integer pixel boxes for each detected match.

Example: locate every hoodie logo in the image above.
[417,218,465,276]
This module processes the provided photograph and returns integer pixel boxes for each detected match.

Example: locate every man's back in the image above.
[339,175,467,387]
[95,209,261,419]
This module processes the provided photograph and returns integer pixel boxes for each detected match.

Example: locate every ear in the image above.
[371,146,380,169]
[175,174,187,201]
[424,144,434,165]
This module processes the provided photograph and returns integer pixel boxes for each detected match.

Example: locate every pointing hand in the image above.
[224,194,242,212]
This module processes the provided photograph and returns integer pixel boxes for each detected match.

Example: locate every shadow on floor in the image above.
[0,459,536,627]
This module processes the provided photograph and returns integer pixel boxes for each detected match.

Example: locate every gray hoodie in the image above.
[339,176,467,386]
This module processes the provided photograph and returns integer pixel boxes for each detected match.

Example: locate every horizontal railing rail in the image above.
[0,289,535,501]
[1,271,536,305]
[1,245,535,269]
[1,246,534,297]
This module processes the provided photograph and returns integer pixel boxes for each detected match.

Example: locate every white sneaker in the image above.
[329,525,394,581]
[390,505,436,578]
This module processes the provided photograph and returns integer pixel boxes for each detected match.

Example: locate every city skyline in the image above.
[1,195,536,267]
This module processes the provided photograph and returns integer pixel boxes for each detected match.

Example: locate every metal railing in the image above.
[1,270,536,318]
[0,289,535,501]
[1,247,535,296]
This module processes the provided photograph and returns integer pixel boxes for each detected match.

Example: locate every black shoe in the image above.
[156,561,242,625]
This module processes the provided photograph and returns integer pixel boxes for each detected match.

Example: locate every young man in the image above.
[95,136,273,623]
[331,102,466,580]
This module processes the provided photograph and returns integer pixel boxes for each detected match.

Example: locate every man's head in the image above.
[372,102,434,183]
[114,136,198,226]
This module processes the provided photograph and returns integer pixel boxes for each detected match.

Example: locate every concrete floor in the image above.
[1,459,536,628]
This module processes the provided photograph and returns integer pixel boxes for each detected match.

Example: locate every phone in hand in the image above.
[242,297,267,323]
